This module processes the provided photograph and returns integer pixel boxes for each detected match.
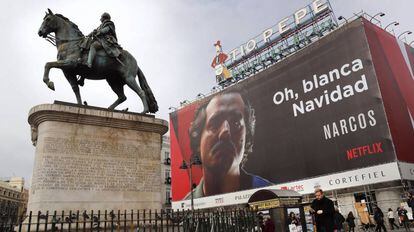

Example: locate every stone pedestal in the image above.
[27,102,168,212]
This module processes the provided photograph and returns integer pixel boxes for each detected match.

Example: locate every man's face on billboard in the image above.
[199,93,247,173]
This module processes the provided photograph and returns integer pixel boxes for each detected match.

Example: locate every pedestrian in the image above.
[387,208,399,230]
[257,212,265,231]
[264,215,275,232]
[311,188,335,232]
[397,206,410,231]
[407,191,414,215]
[333,207,345,232]
[396,207,401,225]
[374,207,387,232]
[346,211,356,232]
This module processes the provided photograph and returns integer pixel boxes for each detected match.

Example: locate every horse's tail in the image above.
[137,67,158,113]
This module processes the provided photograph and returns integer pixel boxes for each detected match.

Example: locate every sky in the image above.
[0,0,412,186]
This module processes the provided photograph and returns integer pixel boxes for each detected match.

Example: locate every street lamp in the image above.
[384,21,399,31]
[370,12,385,22]
[168,106,177,111]
[337,16,348,23]
[398,31,412,40]
[180,155,202,211]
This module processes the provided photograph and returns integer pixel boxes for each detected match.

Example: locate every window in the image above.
[165,169,170,179]
[164,151,170,160]
[163,151,171,165]
[166,190,171,202]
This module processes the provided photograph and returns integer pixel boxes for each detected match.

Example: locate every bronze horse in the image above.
[38,9,158,113]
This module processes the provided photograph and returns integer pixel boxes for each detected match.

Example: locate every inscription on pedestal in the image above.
[32,137,160,192]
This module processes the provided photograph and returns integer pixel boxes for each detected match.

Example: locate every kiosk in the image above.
[248,189,307,232]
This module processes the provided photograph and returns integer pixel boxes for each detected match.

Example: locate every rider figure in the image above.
[86,12,122,68]
[79,12,122,86]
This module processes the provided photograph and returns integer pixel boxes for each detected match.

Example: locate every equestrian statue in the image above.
[38,9,158,113]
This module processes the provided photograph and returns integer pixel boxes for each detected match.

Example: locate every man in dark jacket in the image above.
[374,207,387,232]
[311,188,335,232]
[333,207,345,232]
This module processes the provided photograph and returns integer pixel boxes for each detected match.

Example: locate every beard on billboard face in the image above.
[204,139,238,172]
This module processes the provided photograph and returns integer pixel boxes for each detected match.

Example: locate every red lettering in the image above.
[346,141,384,161]
[352,148,358,157]
[357,146,364,156]
[375,142,383,153]
[363,146,369,155]
[347,149,354,160]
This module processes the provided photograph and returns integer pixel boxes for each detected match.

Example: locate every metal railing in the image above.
[1,208,259,232]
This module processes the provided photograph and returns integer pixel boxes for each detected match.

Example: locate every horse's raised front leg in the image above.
[43,61,72,91]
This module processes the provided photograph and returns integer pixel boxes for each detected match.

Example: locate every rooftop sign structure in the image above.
[212,0,337,86]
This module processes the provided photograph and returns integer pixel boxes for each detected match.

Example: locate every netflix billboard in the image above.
[170,18,414,206]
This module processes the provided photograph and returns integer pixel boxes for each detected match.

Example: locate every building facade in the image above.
[301,180,413,225]
[0,177,28,226]
[169,16,414,227]
[161,135,172,209]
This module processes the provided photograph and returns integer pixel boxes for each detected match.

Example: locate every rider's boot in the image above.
[86,46,96,68]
